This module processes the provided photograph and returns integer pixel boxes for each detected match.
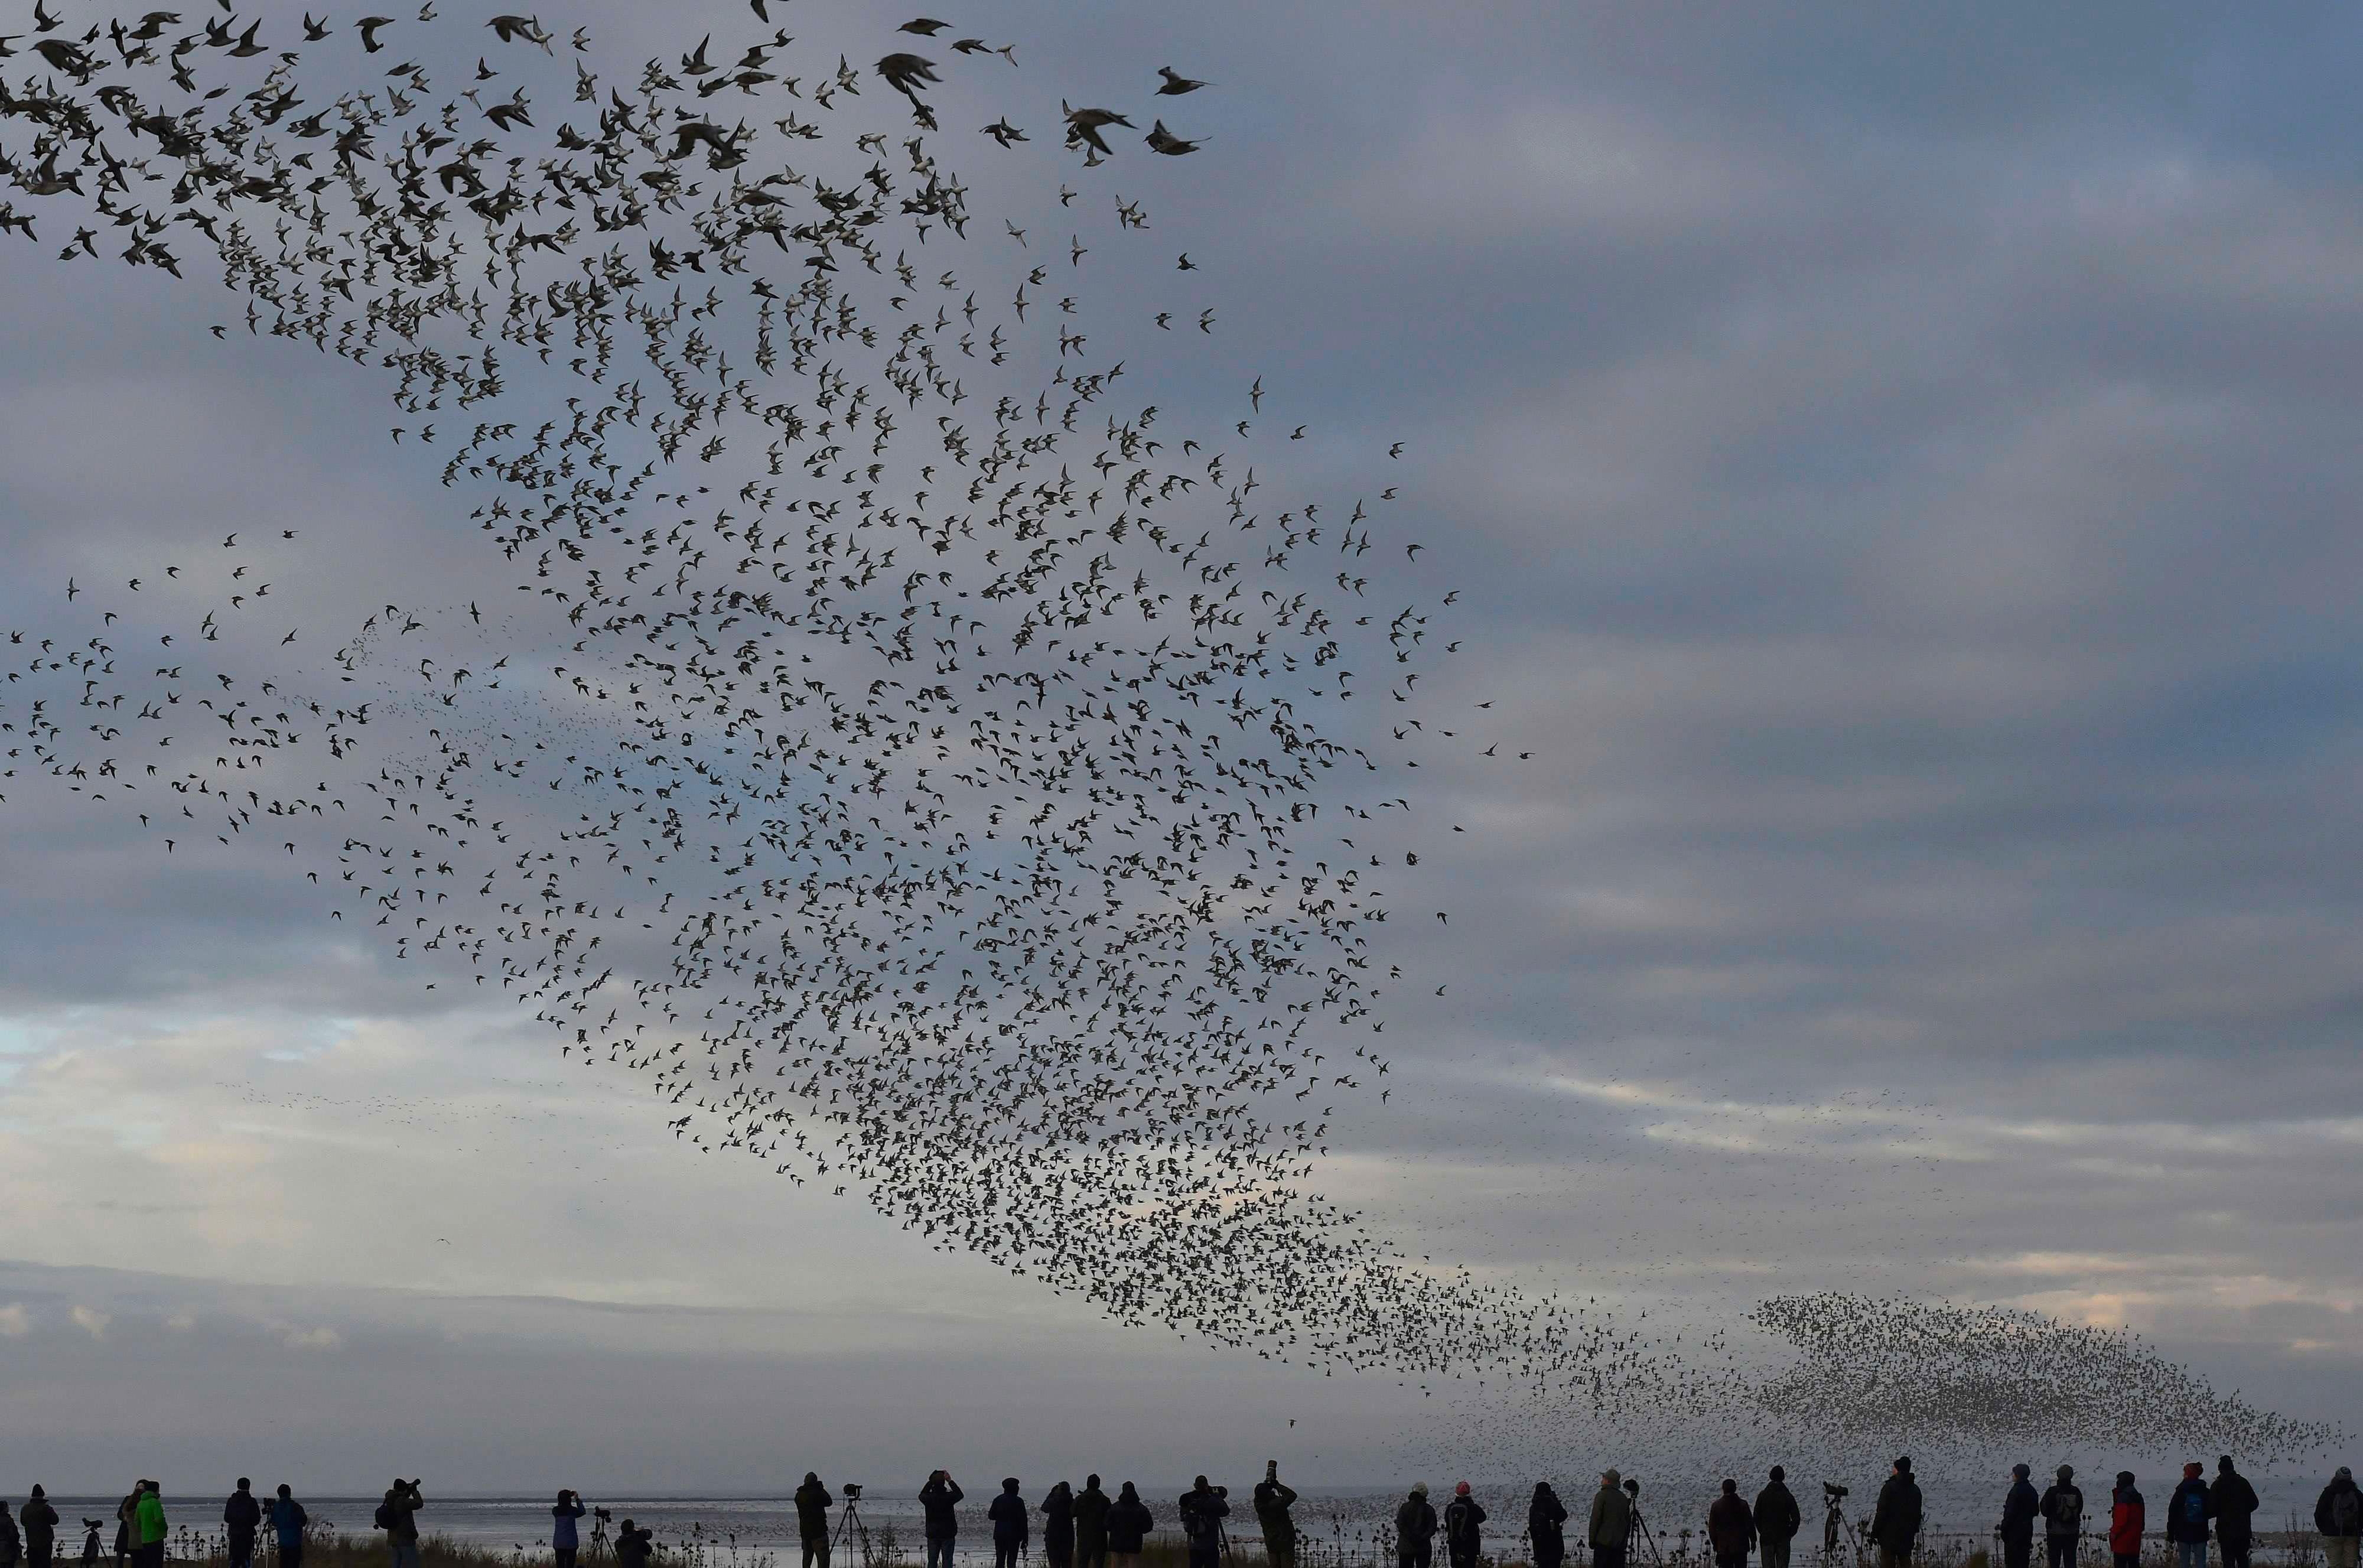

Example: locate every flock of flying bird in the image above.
[0,0,2334,1459]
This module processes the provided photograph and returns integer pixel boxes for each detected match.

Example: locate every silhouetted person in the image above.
[224,1481,262,1568]
[1073,1477,1111,1568]
[616,1521,653,1568]
[2167,1464,2211,1568]
[1528,1484,1568,1568]
[270,1487,310,1568]
[1589,1472,1632,1568]
[22,1490,58,1568]
[990,1479,1029,1568]
[2041,1467,2085,1568]
[4,1499,24,1568]
[132,1483,165,1568]
[2318,1468,2361,1568]
[1255,1465,1299,1568]
[2000,1465,2040,1568]
[923,1472,966,1568]
[1707,1481,1754,1568]
[1869,1459,1921,1568]
[112,1487,138,1568]
[1041,1482,1075,1568]
[378,1479,424,1568]
[795,1475,834,1568]
[1179,1479,1228,1568]
[1754,1469,1799,1568]
[1444,1485,1485,1568]
[554,1491,590,1568]
[2212,1460,2258,1568]
[2110,1475,2144,1568]
[1395,1485,1437,1568]
[1106,1485,1152,1568]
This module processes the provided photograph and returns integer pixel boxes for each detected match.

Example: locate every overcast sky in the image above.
[4,0,2361,1500]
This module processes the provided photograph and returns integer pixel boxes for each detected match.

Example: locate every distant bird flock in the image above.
[0,1,2336,1459]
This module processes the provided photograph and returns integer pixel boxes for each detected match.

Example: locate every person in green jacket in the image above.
[132,1485,166,1568]
[1590,1472,1633,1568]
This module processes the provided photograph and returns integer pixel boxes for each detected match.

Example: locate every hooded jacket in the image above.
[1106,1490,1153,1556]
[2316,1475,2361,1540]
[134,1496,167,1549]
[1254,1481,1298,1542]
[379,1486,422,1544]
[1180,1486,1228,1544]
[224,1492,262,1540]
[1529,1488,1569,1554]
[1708,1494,1755,1559]
[922,1479,966,1543]
[793,1482,833,1544]
[269,1500,309,1551]
[2212,1472,2258,1542]
[2040,1485,2084,1541]
[1443,1496,1485,1553]
[1396,1495,1438,1548]
[2111,1486,2145,1557]
[1041,1486,1075,1550]
[2000,1480,2040,1545]
[1870,1474,1922,1553]
[2167,1479,2211,1544]
[1755,1483,1801,1547]
[1589,1485,1631,1551]
[20,1501,58,1553]
[988,1486,1029,1546]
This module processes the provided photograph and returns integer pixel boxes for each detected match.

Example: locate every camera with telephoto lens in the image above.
[595,1509,614,1523]
[843,1485,863,1501]
[1823,1485,1848,1501]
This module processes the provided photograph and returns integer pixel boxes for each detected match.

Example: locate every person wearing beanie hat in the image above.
[1396,1485,1439,1568]
[2167,1465,2212,1568]
[2313,1468,2361,1568]
[1590,1473,1633,1568]
[1443,1483,1486,1568]
[1999,1465,2041,1568]
[1871,1459,1923,1568]
[2212,1460,2258,1568]
[1755,1467,1801,1568]
[2042,1468,2086,1568]
[1707,1480,1755,1568]
[2111,1475,2145,1568]
[21,1490,58,1568]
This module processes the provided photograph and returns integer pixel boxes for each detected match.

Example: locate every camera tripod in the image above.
[832,1491,873,1568]
[1626,1499,1662,1568]
[1820,1498,1846,1562]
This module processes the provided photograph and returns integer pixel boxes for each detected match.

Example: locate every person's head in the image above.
[2012,1465,2030,1481]
[2056,1466,2074,1484]
[1411,1484,1428,1499]
[2183,1463,2203,1481]
[30,1486,44,1500]
[1455,1484,1471,1498]
[1088,1476,1101,1491]
[804,1475,819,1489]
[1721,1481,1738,1497]
[1602,1471,1620,1490]
[144,1483,158,1497]
[621,1520,636,1534]
[2116,1474,2135,1490]
[1004,1479,1021,1494]
[237,1480,252,1493]
[1267,1462,1279,1479]
[277,1487,291,1501]
[1534,1484,1552,1501]
[2338,1468,2355,1486]
[1770,1468,1786,1484]
[2218,1458,2236,1476]
[1893,1458,1912,1478]
[1119,1484,1139,1502]
[1194,1477,1209,1492]
[930,1471,948,1486]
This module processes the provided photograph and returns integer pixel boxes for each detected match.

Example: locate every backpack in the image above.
[2050,1491,2081,1534]
[2333,1491,2362,1537]
[2182,1492,2206,1528]
[374,1504,395,1531]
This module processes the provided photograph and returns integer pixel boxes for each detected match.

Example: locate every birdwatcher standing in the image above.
[1869,1459,1922,1568]
[1179,1478,1228,1568]
[1443,1484,1486,1568]
[1999,1466,2040,1568]
[795,1474,835,1568]
[2167,1465,2211,1568]
[554,1491,590,1568]
[1707,1481,1754,1568]
[1105,1485,1152,1568]
[224,1481,263,1568]
[3,1498,24,1568]
[1753,1470,1799,1568]
[2211,1460,2258,1568]
[616,1520,653,1568]
[270,1486,310,1568]
[1255,1464,1300,1568]
[1396,1484,1438,1568]
[2109,1475,2144,1568]
[1529,1484,1570,1568]
[2318,1468,2362,1568]
[21,1489,58,1568]
[1041,1481,1075,1568]
[1589,1472,1632,1568]
[112,1485,139,1568]
[989,1478,1029,1568]
[1073,1477,1111,1568]
[377,1479,424,1568]
[2040,1467,2085,1568]
[132,1483,165,1568]
[922,1471,966,1568]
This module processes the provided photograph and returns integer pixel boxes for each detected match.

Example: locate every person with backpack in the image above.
[2315,1468,2362,1568]
[1105,1484,1152,1568]
[377,1479,424,1568]
[1755,1468,1801,1568]
[988,1478,1029,1568]
[225,1480,264,1568]
[1999,1466,2041,1568]
[2040,1466,2085,1568]
[1395,1485,1438,1568]
[1590,1472,1633,1568]
[2110,1475,2144,1568]
[921,1471,966,1568]
[269,1486,310,1568]
[21,1489,58,1568]
[1707,1481,1755,1568]
[2167,1465,2211,1568]
[1443,1484,1485,1568]
[1040,1481,1075,1568]
[1870,1459,1922,1568]
[555,1490,591,1568]
[2211,1460,2258,1568]
[1072,1478,1111,1568]
[794,1475,834,1568]
[131,1484,165,1568]
[1178,1478,1228,1568]
[1528,1484,1569,1568]
[1254,1464,1300,1568]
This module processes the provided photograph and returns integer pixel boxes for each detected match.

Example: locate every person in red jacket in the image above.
[2111,1474,2146,1568]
